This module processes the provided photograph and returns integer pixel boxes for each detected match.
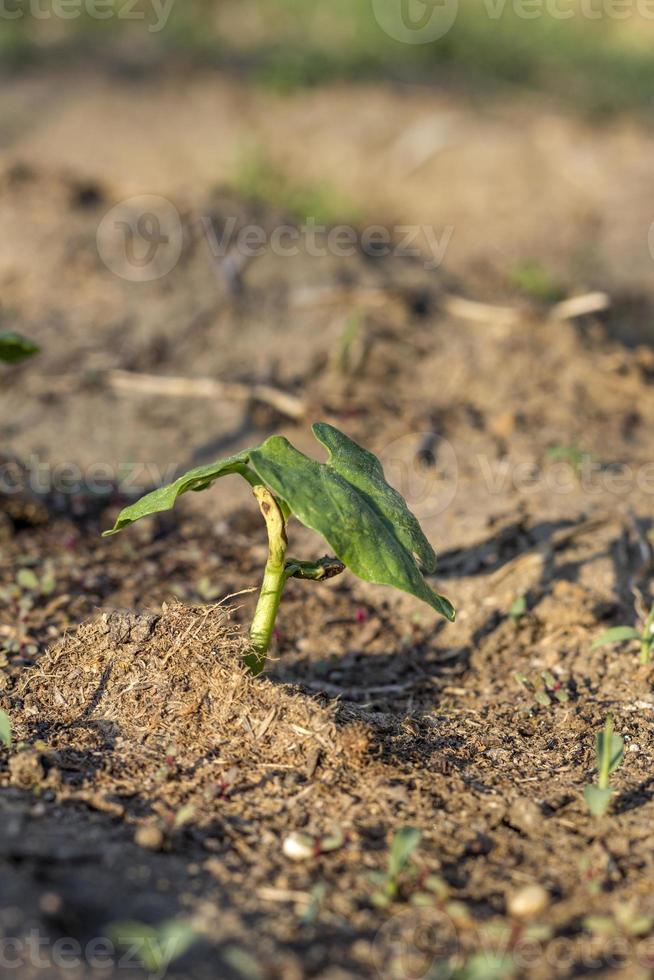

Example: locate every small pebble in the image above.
[134,824,165,851]
[507,884,550,919]
[508,797,542,835]
[282,832,315,862]
[39,893,62,916]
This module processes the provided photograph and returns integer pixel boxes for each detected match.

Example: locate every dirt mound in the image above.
[9,602,370,798]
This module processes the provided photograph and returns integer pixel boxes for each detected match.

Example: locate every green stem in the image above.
[246,487,288,676]
[641,603,654,664]
[599,715,613,790]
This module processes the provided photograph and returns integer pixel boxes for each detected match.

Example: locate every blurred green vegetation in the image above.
[2,0,654,116]
[506,261,566,303]
[232,144,358,224]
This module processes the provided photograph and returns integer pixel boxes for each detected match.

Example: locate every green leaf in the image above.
[250,427,454,620]
[0,332,39,364]
[509,596,527,620]
[311,423,437,573]
[103,423,454,621]
[0,709,11,748]
[387,826,421,880]
[592,626,640,649]
[584,785,614,817]
[108,919,196,974]
[16,568,40,591]
[156,920,198,966]
[597,729,624,776]
[457,952,516,980]
[583,915,617,936]
[223,945,264,980]
[103,452,252,534]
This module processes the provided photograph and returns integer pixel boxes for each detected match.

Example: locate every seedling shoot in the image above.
[104,423,455,674]
[583,715,624,818]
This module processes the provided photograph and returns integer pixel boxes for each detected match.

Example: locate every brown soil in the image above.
[2,66,654,980]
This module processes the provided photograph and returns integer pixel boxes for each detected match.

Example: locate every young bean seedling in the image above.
[593,601,654,664]
[104,423,455,674]
[583,715,624,818]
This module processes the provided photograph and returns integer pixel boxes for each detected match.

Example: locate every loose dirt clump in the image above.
[8,602,371,817]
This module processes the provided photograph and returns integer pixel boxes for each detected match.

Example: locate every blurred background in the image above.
[3,0,654,289]
[1,0,654,519]
[3,0,654,553]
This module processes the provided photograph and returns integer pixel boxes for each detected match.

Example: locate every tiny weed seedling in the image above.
[0,332,39,364]
[108,918,197,975]
[509,595,527,625]
[370,826,421,907]
[507,260,565,304]
[584,715,624,818]
[104,423,455,674]
[546,444,592,483]
[515,671,569,707]
[593,602,654,665]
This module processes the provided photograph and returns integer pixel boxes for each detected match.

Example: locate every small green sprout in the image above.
[583,715,624,818]
[546,444,591,482]
[300,883,327,926]
[593,602,654,664]
[509,595,527,625]
[223,945,264,980]
[370,826,421,907]
[0,709,11,748]
[331,311,367,376]
[507,260,565,304]
[104,423,455,675]
[107,918,197,975]
[0,332,39,364]
[16,566,56,597]
[514,671,569,707]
